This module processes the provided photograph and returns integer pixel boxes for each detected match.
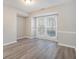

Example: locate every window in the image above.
[32,13,57,39]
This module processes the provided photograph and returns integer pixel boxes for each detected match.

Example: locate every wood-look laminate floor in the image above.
[3,38,76,59]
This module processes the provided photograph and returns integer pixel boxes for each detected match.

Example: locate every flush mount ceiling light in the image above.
[25,0,32,5]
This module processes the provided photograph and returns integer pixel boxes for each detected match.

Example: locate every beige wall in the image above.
[17,16,26,39]
[26,0,76,47]
[3,5,28,45]
[3,6,17,45]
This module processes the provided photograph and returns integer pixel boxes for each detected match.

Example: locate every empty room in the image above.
[3,0,76,59]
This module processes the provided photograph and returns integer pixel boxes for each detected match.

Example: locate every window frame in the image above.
[31,12,58,40]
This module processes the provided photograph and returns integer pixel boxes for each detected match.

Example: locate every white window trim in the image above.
[31,12,58,40]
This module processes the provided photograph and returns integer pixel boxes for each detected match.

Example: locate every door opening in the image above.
[32,13,58,41]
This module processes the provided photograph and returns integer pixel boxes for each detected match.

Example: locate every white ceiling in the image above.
[4,0,72,13]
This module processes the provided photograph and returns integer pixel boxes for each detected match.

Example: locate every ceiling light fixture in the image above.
[25,0,32,5]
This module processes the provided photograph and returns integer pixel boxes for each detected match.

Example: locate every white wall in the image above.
[3,5,28,45]
[26,0,76,48]
[17,16,26,39]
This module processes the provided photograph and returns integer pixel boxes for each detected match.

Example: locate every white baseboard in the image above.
[17,36,27,39]
[58,43,76,48]
[25,36,33,39]
[17,36,32,40]
[3,41,17,46]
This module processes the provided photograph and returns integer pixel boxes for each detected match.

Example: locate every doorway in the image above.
[32,13,58,41]
[17,15,26,40]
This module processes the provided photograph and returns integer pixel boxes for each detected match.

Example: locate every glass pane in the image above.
[46,15,56,37]
[37,17,45,35]
[47,30,56,36]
